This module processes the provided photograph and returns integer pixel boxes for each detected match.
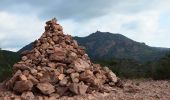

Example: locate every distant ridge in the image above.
[19,31,170,62]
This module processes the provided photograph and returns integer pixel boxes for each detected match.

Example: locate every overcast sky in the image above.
[0,0,170,51]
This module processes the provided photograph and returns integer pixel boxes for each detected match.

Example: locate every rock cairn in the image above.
[5,18,120,99]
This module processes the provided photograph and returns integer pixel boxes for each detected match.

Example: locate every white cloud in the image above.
[0,0,170,51]
[0,12,44,51]
[59,6,170,48]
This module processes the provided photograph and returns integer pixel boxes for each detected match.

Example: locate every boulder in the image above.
[13,80,33,93]
[6,70,22,89]
[56,86,68,96]
[70,73,79,83]
[69,83,88,95]
[21,91,35,100]
[59,77,68,86]
[73,58,90,72]
[37,82,55,95]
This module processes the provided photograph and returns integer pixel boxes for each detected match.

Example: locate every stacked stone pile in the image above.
[4,18,121,99]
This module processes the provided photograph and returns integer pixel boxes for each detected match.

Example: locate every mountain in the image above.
[0,50,20,81]
[18,31,170,62]
[151,54,170,79]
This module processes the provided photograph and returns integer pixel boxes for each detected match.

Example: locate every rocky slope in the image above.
[0,18,121,100]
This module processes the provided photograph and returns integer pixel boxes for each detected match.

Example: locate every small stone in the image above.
[46,49,54,54]
[13,80,33,93]
[56,66,64,74]
[27,75,39,85]
[37,73,43,77]
[13,64,29,72]
[69,83,79,94]
[66,68,75,74]
[50,93,60,99]
[49,53,65,62]
[21,91,35,100]
[48,63,56,68]
[19,75,27,81]
[73,58,90,72]
[108,71,117,83]
[22,56,28,61]
[37,82,55,95]
[6,70,22,89]
[52,36,59,43]
[103,66,110,73]
[80,70,93,81]
[41,43,49,50]
[69,83,88,95]
[56,86,68,96]
[71,73,79,83]
[58,74,65,80]
[78,83,88,95]
[73,78,79,83]
[69,52,77,60]
[73,40,78,48]
[30,69,38,76]
[59,77,68,86]
[23,70,30,77]
[49,47,66,61]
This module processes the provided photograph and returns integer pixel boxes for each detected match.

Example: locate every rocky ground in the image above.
[1,79,170,100]
[103,79,170,100]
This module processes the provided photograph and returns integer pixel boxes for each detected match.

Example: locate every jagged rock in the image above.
[56,86,68,96]
[69,83,79,94]
[19,75,27,81]
[58,74,65,80]
[49,47,66,62]
[27,75,39,85]
[23,70,30,77]
[71,73,79,83]
[13,64,29,72]
[78,83,88,95]
[48,62,56,68]
[49,93,60,99]
[59,77,68,86]
[30,69,38,76]
[66,68,75,74]
[107,71,118,83]
[73,58,90,72]
[80,70,94,83]
[69,83,88,95]
[37,72,43,78]
[13,80,33,93]
[22,56,28,61]
[6,70,22,89]
[21,91,35,100]
[37,82,55,95]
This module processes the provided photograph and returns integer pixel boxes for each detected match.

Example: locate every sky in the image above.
[0,0,170,51]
